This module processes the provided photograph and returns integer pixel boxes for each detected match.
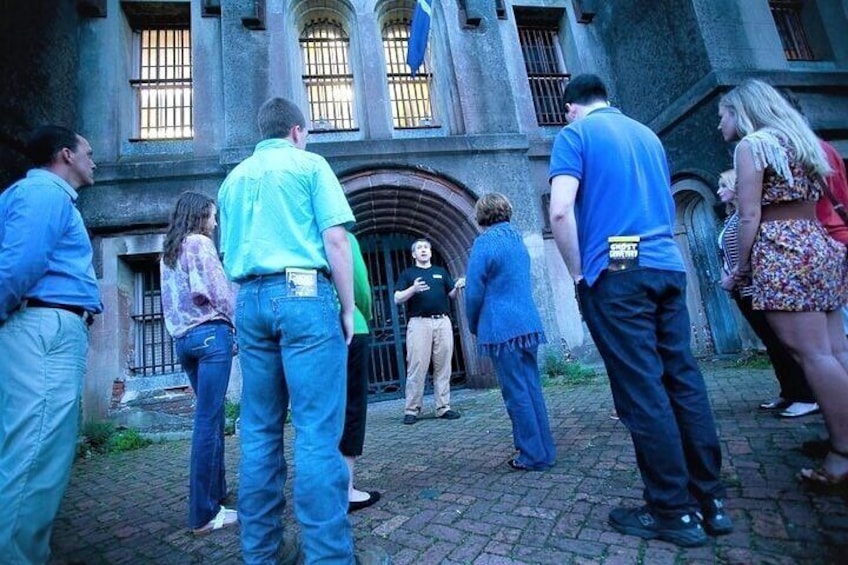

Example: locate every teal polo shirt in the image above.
[218,138,355,282]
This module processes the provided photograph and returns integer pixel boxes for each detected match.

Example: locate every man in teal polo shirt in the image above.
[218,98,359,564]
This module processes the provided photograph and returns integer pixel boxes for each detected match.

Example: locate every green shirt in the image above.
[349,233,372,335]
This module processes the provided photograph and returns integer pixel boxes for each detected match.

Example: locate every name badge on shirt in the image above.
[286,268,318,297]
[608,236,640,271]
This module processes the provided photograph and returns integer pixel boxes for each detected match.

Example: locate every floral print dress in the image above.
[740,130,848,311]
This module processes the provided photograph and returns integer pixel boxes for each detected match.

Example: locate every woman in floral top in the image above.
[160,191,237,534]
[718,80,848,487]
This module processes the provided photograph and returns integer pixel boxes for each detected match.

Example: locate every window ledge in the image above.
[121,139,194,158]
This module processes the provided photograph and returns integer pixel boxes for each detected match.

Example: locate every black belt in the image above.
[25,299,96,326]
[415,314,447,319]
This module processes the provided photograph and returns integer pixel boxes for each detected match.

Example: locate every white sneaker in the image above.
[192,506,238,535]
[779,402,820,418]
[759,397,789,410]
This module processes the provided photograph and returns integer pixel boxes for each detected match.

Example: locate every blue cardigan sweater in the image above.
[465,222,546,356]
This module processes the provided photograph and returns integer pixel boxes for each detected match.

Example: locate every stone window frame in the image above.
[123,2,194,141]
[513,7,570,126]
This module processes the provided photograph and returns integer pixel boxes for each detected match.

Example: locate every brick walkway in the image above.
[50,359,847,564]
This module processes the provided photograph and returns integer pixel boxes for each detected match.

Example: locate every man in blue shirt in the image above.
[218,98,387,565]
[0,125,101,563]
[549,75,731,547]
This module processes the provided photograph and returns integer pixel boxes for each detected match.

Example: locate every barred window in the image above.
[130,262,179,376]
[518,24,570,126]
[300,19,356,131]
[769,0,815,61]
[131,28,193,139]
[383,17,435,129]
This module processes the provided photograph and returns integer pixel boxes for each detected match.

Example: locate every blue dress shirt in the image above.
[0,169,102,321]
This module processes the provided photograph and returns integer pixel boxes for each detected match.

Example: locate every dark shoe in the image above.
[438,409,461,420]
[349,490,382,513]
[700,498,733,536]
[801,438,831,459]
[354,546,392,565]
[278,530,301,565]
[608,506,707,548]
[402,414,417,425]
[507,458,529,471]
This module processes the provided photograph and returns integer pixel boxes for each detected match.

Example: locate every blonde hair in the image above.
[718,169,736,192]
[719,80,830,177]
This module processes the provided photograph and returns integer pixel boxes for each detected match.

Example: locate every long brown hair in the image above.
[162,191,216,268]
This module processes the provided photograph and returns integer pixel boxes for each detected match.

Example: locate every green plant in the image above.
[542,353,597,386]
[106,428,151,452]
[225,400,240,435]
[732,351,773,369]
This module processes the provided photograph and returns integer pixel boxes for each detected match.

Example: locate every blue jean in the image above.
[236,274,353,565]
[0,308,88,564]
[491,345,556,470]
[577,268,725,517]
[175,320,234,529]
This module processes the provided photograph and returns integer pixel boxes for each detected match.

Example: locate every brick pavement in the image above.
[50,359,848,564]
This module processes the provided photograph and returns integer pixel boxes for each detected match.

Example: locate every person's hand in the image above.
[719,272,735,291]
[730,265,752,287]
[412,277,430,293]
[454,277,466,290]
[340,310,354,345]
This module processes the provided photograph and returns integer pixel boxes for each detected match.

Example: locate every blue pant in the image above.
[491,345,556,469]
[236,274,353,565]
[0,308,89,564]
[175,320,234,529]
[577,268,725,517]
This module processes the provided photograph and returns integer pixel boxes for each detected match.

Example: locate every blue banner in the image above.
[407,0,432,76]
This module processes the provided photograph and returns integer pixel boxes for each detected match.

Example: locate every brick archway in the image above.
[340,168,491,395]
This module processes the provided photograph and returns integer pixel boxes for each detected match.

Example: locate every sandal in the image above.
[797,448,848,487]
[507,458,529,471]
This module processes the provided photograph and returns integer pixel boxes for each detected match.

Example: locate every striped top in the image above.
[718,211,753,297]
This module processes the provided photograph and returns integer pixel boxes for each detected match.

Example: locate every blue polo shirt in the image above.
[0,169,102,321]
[549,107,684,286]
[218,138,355,282]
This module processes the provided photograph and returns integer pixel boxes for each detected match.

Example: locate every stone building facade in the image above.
[1,0,847,421]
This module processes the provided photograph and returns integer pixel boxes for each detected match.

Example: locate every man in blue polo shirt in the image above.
[0,125,101,563]
[548,74,731,547]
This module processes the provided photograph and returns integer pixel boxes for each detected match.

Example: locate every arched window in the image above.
[300,19,356,131]
[382,15,434,128]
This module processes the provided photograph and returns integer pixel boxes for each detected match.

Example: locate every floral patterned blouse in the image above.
[160,233,234,338]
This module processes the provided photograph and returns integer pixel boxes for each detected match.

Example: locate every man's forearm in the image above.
[551,212,583,280]
[394,286,416,305]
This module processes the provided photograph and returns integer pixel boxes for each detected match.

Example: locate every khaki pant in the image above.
[403,316,453,416]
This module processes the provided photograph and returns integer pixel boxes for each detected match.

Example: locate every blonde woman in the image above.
[718,79,848,485]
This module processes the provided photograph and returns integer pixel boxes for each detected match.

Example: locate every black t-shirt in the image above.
[396,265,455,317]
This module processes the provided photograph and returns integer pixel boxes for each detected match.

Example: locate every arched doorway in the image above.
[673,178,742,355]
[341,168,482,399]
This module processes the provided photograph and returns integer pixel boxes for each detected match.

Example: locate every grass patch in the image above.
[225,400,240,435]
[731,351,773,370]
[78,421,151,459]
[542,353,598,386]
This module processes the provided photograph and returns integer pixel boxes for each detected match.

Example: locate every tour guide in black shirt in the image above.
[394,238,465,424]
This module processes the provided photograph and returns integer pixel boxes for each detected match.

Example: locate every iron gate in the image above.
[360,234,467,400]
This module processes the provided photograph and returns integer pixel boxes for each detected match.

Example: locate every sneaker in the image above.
[780,402,820,418]
[699,497,733,536]
[760,397,790,410]
[278,530,301,565]
[192,506,238,535]
[402,414,417,425]
[438,409,461,420]
[608,506,707,548]
[355,546,392,565]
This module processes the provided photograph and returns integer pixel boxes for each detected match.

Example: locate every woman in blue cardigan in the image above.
[465,193,557,470]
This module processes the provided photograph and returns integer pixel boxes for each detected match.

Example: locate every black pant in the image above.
[733,294,815,403]
[577,268,725,516]
[340,333,370,456]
